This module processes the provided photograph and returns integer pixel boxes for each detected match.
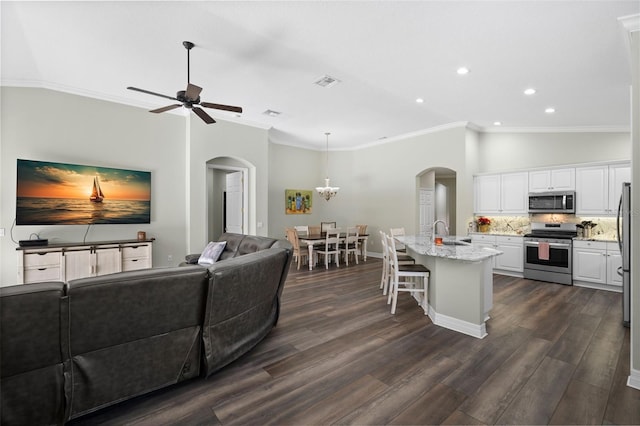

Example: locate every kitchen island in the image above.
[396,235,502,338]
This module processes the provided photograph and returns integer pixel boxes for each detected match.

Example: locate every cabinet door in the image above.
[472,236,497,268]
[550,168,575,191]
[500,172,528,214]
[474,175,501,214]
[529,170,552,192]
[94,247,121,276]
[576,166,608,215]
[63,249,93,281]
[608,163,631,214]
[494,242,524,272]
[573,247,607,284]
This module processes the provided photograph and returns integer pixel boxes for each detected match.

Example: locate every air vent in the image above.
[314,75,340,88]
[263,109,281,117]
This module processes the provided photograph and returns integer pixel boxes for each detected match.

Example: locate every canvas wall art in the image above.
[285,189,312,214]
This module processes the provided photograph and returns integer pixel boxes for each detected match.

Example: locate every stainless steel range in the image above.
[523,222,577,285]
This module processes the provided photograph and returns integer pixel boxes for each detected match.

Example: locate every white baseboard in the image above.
[428,305,487,339]
[628,367,640,390]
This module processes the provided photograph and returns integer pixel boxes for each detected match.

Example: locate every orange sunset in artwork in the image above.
[16,159,151,225]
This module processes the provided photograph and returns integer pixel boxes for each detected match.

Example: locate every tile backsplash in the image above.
[470,214,618,240]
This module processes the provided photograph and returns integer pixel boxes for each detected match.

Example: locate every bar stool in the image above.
[385,233,429,315]
[379,231,415,296]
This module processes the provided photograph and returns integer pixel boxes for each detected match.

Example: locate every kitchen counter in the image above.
[396,235,502,339]
[398,235,502,262]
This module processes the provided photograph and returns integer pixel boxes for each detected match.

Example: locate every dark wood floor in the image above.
[70,258,640,425]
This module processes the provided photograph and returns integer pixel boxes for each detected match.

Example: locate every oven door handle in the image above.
[525,241,571,248]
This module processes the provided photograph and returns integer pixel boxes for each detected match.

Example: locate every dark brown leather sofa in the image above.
[0,233,292,425]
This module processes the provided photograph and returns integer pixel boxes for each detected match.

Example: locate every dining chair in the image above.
[389,227,407,252]
[339,227,359,266]
[309,225,321,235]
[385,233,429,315]
[321,221,337,234]
[285,227,308,270]
[294,225,309,236]
[356,224,368,259]
[379,231,415,295]
[316,228,341,269]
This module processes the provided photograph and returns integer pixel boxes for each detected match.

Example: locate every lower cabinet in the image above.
[471,234,523,275]
[572,240,621,290]
[17,240,153,284]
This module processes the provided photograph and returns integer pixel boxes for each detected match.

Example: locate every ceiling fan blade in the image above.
[150,104,182,113]
[200,102,243,114]
[192,107,216,124]
[185,83,202,101]
[127,86,178,101]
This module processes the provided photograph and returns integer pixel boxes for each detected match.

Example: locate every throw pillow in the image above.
[198,241,227,265]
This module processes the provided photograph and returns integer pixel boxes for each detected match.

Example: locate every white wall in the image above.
[187,114,270,254]
[0,88,188,284]
[477,131,630,172]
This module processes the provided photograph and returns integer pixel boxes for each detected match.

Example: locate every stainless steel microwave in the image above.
[528,191,575,213]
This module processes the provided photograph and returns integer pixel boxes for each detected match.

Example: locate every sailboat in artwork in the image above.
[90,176,104,203]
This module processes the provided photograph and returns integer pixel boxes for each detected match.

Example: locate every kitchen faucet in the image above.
[432,220,449,236]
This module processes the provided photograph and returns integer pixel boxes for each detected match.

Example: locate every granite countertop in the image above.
[396,235,502,262]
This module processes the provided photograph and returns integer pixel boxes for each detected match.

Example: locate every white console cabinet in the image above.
[17,239,153,284]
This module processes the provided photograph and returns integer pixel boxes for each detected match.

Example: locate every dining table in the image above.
[298,232,369,270]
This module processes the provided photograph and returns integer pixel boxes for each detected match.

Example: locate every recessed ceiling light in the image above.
[524,88,536,95]
[416,98,424,103]
[545,107,556,113]
[457,67,470,75]
[493,121,502,126]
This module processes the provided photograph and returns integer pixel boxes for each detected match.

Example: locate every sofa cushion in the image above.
[198,241,227,265]
[65,266,209,418]
[237,235,277,256]
[1,282,67,425]
[217,233,246,260]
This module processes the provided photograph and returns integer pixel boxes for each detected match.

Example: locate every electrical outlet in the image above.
[167,254,173,263]
[0,228,5,237]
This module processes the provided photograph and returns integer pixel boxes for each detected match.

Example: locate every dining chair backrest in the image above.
[294,225,309,236]
[321,221,337,234]
[356,224,368,235]
[389,227,406,251]
[309,225,321,235]
[324,228,341,246]
[285,228,301,252]
[345,226,359,244]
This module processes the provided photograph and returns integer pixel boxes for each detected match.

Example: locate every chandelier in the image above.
[315,132,340,201]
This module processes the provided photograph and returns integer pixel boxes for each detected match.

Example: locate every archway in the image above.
[416,167,457,236]
[206,157,255,241]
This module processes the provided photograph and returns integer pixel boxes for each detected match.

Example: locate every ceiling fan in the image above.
[127,41,242,124]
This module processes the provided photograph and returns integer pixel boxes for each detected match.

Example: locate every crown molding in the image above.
[480,125,630,134]
[1,79,272,130]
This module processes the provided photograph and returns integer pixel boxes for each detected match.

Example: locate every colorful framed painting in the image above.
[285,189,313,214]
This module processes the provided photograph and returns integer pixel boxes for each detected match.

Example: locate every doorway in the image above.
[417,167,457,236]
[207,158,250,241]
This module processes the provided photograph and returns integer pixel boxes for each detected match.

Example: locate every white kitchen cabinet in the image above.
[529,168,575,192]
[474,174,501,213]
[17,240,153,284]
[474,172,528,214]
[572,240,621,289]
[576,162,630,215]
[471,234,523,275]
[494,235,524,273]
[608,163,631,214]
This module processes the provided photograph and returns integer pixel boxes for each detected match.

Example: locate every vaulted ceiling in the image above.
[2,1,638,150]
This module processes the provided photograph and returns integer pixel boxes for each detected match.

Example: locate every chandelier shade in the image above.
[316,132,339,201]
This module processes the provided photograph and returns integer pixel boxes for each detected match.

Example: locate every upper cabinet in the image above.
[575,162,630,215]
[474,172,528,214]
[528,168,575,192]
